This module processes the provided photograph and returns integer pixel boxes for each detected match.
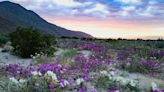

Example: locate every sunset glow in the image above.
[44,16,164,39]
[1,0,164,39]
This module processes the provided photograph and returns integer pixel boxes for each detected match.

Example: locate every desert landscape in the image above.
[0,0,164,92]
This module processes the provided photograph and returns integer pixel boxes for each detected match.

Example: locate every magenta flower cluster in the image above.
[141,60,163,71]
[64,42,109,52]
[149,50,164,59]
[72,53,112,81]
[5,63,68,79]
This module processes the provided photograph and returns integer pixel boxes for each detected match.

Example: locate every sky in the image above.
[1,0,164,39]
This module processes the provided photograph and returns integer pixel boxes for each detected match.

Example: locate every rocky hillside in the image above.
[0,1,92,38]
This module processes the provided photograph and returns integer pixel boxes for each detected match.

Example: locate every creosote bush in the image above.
[9,27,56,58]
[0,34,9,45]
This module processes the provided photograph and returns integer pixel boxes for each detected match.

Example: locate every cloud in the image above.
[148,0,158,5]
[134,0,164,18]
[1,0,108,18]
[0,0,163,20]
[115,0,142,4]
[83,3,109,18]
[122,6,136,11]
[51,0,82,7]
[13,0,82,7]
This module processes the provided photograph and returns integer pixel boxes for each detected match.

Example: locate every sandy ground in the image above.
[111,69,164,90]
[0,48,32,66]
[0,47,164,91]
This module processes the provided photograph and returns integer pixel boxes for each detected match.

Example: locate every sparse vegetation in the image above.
[9,27,56,58]
[1,37,164,92]
[0,34,9,46]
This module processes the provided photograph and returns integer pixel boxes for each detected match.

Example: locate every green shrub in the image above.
[41,35,57,56]
[0,34,9,45]
[155,41,164,48]
[9,27,56,58]
[95,76,117,89]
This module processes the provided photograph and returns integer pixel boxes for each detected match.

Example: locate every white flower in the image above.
[32,56,36,59]
[64,80,69,86]
[109,71,115,76]
[114,76,124,82]
[47,71,54,76]
[60,83,64,87]
[151,82,158,91]
[17,71,20,74]
[108,74,112,80]
[31,71,38,76]
[129,80,136,87]
[46,71,58,81]
[38,71,42,76]
[60,80,69,87]
[19,79,26,84]
[120,79,129,85]
[115,90,119,92]
[6,64,9,66]
[126,62,131,66]
[30,55,33,58]
[9,77,19,84]
[31,71,42,76]
[100,70,108,75]
[51,75,57,81]
[35,83,39,86]
[36,54,40,57]
[76,78,84,85]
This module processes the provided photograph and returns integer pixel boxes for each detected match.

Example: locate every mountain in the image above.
[0,1,92,38]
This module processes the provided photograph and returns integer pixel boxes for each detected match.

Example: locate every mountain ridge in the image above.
[0,1,93,38]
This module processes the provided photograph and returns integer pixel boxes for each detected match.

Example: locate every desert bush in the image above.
[58,49,78,65]
[9,27,56,58]
[41,35,57,56]
[0,34,9,45]
[155,42,164,48]
[95,75,116,89]
[31,53,54,64]
[95,72,140,92]
[117,55,145,73]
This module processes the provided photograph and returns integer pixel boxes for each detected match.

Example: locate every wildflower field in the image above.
[0,0,164,92]
[0,38,164,92]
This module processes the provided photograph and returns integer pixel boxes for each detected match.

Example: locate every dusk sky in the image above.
[1,0,164,39]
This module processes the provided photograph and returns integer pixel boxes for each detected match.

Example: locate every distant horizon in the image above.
[0,0,164,39]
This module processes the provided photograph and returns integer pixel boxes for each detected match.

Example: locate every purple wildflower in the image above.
[48,83,55,89]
